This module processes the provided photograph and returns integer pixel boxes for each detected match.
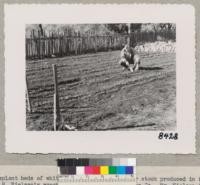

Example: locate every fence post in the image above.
[52,64,61,131]
[26,77,32,113]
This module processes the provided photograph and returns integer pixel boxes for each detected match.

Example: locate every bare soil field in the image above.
[26,50,176,131]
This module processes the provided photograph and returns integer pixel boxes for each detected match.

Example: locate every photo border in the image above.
[4,4,195,154]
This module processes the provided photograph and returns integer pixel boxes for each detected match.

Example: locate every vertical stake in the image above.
[127,23,131,46]
[26,77,32,113]
[52,64,61,131]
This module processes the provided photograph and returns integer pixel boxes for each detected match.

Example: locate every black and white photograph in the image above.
[25,23,176,131]
[5,4,195,153]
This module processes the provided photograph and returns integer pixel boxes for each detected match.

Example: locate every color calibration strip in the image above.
[57,158,136,175]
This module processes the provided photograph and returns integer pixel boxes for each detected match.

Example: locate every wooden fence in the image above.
[26,30,176,60]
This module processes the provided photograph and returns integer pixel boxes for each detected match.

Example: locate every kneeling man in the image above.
[119,44,141,72]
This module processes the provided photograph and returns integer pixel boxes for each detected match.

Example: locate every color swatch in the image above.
[57,158,136,175]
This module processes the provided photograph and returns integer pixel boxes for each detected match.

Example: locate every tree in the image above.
[106,24,127,33]
[106,23,142,34]
[130,24,142,32]
[38,24,44,36]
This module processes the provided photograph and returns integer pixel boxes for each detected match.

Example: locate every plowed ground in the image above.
[26,51,176,131]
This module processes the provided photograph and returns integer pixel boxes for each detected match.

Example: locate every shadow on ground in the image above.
[94,123,156,131]
[139,66,163,70]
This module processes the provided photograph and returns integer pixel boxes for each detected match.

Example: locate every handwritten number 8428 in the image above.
[158,132,178,140]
